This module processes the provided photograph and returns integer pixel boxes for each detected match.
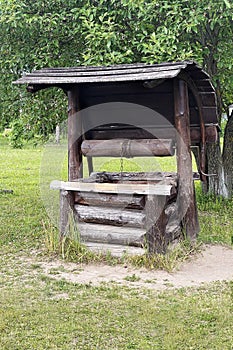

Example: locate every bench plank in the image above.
[51,180,175,196]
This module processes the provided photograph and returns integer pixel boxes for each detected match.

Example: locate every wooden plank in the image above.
[86,125,216,144]
[19,62,188,76]
[199,92,216,107]
[81,91,175,125]
[201,107,218,123]
[82,80,173,96]
[26,64,185,78]
[84,242,145,257]
[15,69,181,84]
[74,205,145,228]
[78,223,145,247]
[75,192,145,209]
[50,180,175,195]
[85,127,176,141]
[194,79,214,92]
[81,139,175,157]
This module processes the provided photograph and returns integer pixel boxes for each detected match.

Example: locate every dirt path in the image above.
[34,244,233,290]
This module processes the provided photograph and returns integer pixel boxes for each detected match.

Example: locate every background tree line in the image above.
[0,0,233,195]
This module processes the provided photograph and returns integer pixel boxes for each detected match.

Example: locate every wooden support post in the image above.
[68,87,83,181]
[60,190,74,238]
[145,195,167,254]
[87,156,94,175]
[174,79,199,240]
[61,87,82,237]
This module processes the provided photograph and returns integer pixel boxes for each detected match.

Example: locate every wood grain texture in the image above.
[67,87,83,180]
[84,241,145,257]
[78,223,145,247]
[60,189,74,237]
[145,195,168,254]
[174,79,199,240]
[85,125,218,144]
[81,139,175,157]
[75,192,145,209]
[88,171,178,183]
[14,61,218,130]
[51,180,175,196]
[74,205,145,228]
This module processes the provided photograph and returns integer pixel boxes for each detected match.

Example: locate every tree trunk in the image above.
[206,139,228,197]
[55,124,60,144]
[222,113,233,197]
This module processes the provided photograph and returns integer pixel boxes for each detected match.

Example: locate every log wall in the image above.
[69,171,182,254]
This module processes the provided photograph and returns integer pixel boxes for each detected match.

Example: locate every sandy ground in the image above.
[32,244,233,290]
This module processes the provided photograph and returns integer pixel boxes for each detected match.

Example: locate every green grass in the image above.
[196,183,233,245]
[0,137,48,250]
[0,254,232,349]
[0,136,233,349]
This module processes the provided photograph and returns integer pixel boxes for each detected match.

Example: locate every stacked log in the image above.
[72,171,182,254]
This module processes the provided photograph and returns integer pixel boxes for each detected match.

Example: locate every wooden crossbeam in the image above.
[50,180,175,196]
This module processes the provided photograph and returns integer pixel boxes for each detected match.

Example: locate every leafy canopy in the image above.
[0,0,232,145]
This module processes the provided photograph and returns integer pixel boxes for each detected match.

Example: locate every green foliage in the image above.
[7,88,67,147]
[8,118,26,148]
[1,0,233,143]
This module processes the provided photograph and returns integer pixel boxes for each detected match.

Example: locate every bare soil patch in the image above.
[25,244,233,290]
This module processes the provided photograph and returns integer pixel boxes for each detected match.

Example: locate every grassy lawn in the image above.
[0,136,233,349]
[0,259,232,349]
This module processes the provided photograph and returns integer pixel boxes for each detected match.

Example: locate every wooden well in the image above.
[15,61,219,255]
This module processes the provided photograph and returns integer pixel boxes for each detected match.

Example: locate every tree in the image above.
[74,0,233,196]
[78,0,233,196]
[1,0,233,195]
[0,0,85,143]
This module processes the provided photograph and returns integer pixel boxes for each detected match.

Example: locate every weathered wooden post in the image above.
[174,79,199,240]
[60,87,82,237]
[145,195,168,254]
[68,87,82,181]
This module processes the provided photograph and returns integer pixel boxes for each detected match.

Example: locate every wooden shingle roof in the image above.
[14,61,210,85]
[14,61,219,126]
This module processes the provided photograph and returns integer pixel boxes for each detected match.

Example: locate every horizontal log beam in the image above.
[85,125,218,144]
[78,223,145,247]
[75,205,145,228]
[191,125,218,144]
[81,139,175,157]
[75,192,145,209]
[88,171,179,184]
[51,180,176,195]
[84,241,145,257]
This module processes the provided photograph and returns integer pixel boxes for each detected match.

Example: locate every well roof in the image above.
[14,61,218,126]
[14,60,211,85]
